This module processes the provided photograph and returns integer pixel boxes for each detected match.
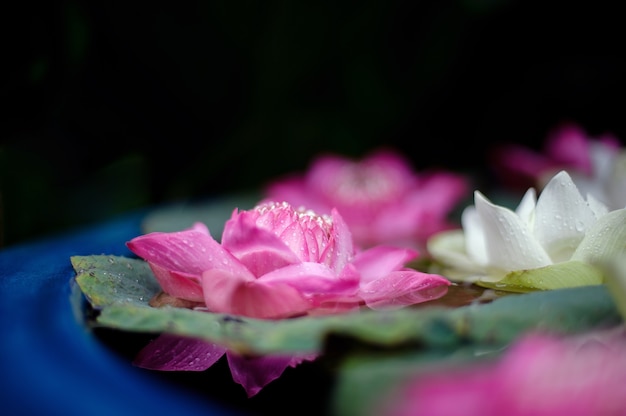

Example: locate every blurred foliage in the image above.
[3,0,626,247]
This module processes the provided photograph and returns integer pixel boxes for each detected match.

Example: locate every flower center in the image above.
[255,201,333,234]
[329,163,404,206]
[253,201,338,263]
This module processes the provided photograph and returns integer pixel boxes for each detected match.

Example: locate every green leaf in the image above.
[71,255,160,308]
[476,260,604,292]
[72,255,621,356]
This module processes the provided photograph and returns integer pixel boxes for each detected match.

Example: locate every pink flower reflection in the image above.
[263,148,470,251]
[127,201,450,396]
[379,327,626,416]
[133,333,315,398]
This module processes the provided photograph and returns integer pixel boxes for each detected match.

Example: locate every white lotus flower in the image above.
[427,170,626,292]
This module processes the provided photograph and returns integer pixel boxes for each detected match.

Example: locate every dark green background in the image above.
[3,1,625,247]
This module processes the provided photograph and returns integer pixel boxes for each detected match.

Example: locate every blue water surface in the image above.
[0,210,247,416]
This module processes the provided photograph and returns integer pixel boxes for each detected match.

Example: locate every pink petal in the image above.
[259,262,360,302]
[324,208,355,273]
[493,332,626,415]
[412,171,469,209]
[202,268,312,318]
[127,222,235,275]
[148,263,204,301]
[305,154,350,195]
[365,172,467,242]
[227,352,305,398]
[382,328,626,416]
[362,207,424,248]
[545,123,593,172]
[278,220,312,261]
[364,150,418,182]
[303,227,324,262]
[132,333,226,371]
[287,353,319,367]
[492,144,555,178]
[351,245,419,284]
[310,263,364,309]
[306,150,416,201]
[382,364,496,416]
[128,222,255,301]
[221,213,301,276]
[359,269,450,309]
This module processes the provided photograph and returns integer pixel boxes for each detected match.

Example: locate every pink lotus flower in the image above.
[263,149,470,251]
[490,122,625,209]
[126,201,450,396]
[378,326,626,416]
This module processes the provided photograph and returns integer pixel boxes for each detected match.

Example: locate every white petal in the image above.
[533,171,598,262]
[461,204,488,266]
[589,141,619,182]
[475,191,552,270]
[586,193,609,218]
[514,187,537,226]
[601,252,626,320]
[427,229,483,273]
[571,208,626,264]
[607,152,626,209]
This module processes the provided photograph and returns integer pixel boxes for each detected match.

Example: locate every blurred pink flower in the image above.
[490,122,625,209]
[263,148,470,251]
[127,201,450,396]
[379,326,626,416]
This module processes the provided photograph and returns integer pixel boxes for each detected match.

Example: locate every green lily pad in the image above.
[72,255,160,308]
[476,260,604,293]
[72,255,622,356]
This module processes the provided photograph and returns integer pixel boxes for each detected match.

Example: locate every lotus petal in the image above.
[533,171,598,262]
[221,213,301,276]
[227,353,301,398]
[359,269,450,309]
[572,209,626,263]
[133,333,226,371]
[202,268,311,319]
[351,245,419,284]
[474,191,552,270]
